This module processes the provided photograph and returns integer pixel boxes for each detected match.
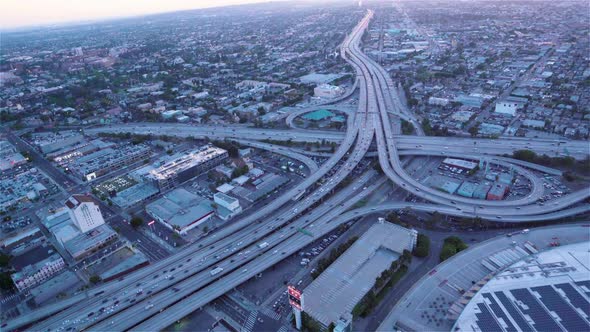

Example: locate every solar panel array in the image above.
[472,281,590,332]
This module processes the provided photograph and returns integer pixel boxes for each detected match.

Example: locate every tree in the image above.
[413,234,430,258]
[0,272,15,290]
[0,253,11,268]
[130,216,144,228]
[468,122,480,137]
[89,275,101,284]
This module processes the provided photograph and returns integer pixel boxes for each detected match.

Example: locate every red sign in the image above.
[148,220,155,226]
[288,285,302,310]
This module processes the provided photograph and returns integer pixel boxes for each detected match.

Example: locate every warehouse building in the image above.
[301,221,417,329]
[427,175,461,194]
[487,183,510,200]
[457,182,478,198]
[473,184,491,200]
[146,188,214,235]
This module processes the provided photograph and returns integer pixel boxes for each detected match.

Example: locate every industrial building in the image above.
[473,184,491,200]
[11,254,65,292]
[453,242,590,332]
[427,175,461,194]
[146,145,228,190]
[146,188,215,235]
[457,182,478,198]
[300,221,417,329]
[487,183,509,200]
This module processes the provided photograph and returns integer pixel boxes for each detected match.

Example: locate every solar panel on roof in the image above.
[475,303,504,332]
[531,286,590,331]
[483,293,517,332]
[554,283,590,318]
[495,291,534,332]
[511,288,564,332]
[575,280,590,297]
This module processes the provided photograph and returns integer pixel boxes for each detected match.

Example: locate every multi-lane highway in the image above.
[86,124,589,160]
[6,9,589,332]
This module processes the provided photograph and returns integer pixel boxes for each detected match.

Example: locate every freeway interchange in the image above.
[6,10,590,332]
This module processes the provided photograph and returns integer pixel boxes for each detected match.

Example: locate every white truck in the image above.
[210,267,224,276]
[258,242,269,249]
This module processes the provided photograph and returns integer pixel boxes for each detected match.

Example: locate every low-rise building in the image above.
[64,224,118,260]
[146,188,214,234]
[214,192,242,220]
[11,254,65,292]
[487,183,509,200]
[301,221,417,328]
[314,84,344,98]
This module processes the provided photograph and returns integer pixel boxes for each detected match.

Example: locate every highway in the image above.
[14,20,378,330]
[6,10,589,332]
[340,9,589,215]
[86,125,590,160]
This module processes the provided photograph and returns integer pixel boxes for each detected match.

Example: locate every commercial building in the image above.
[146,145,228,190]
[70,144,151,181]
[146,188,214,235]
[442,158,478,171]
[32,132,84,154]
[494,101,519,116]
[11,254,65,292]
[453,242,590,332]
[498,172,514,185]
[473,184,491,200]
[427,175,461,194]
[301,221,417,328]
[487,183,509,200]
[99,251,149,282]
[428,97,450,106]
[29,271,80,305]
[65,195,105,233]
[214,192,242,220]
[457,182,478,198]
[0,140,27,171]
[63,224,118,260]
[313,84,344,98]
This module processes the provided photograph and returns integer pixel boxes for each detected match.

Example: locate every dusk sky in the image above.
[2,0,281,29]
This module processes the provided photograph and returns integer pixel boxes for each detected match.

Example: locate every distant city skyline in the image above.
[1,0,283,29]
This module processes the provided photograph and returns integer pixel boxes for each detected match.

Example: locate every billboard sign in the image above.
[288,285,302,310]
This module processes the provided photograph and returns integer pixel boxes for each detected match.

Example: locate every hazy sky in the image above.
[2,0,279,29]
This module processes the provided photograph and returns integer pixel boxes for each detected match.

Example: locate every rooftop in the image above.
[63,224,117,258]
[302,109,335,121]
[146,188,214,229]
[147,145,227,180]
[303,222,417,326]
[454,242,590,332]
